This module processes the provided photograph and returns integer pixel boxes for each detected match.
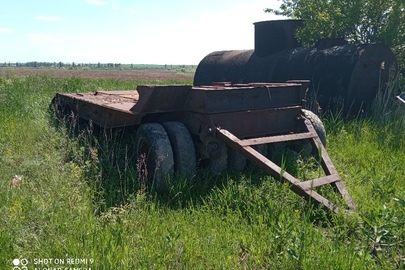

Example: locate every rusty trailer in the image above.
[53,82,355,213]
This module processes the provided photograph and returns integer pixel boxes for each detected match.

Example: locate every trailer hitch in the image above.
[216,118,356,214]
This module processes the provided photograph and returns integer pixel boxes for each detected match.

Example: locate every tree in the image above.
[266,0,405,66]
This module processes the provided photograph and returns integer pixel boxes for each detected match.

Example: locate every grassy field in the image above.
[0,71,404,269]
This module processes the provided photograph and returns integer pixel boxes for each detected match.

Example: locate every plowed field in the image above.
[0,68,195,81]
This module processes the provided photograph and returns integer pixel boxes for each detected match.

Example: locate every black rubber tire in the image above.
[227,146,246,171]
[254,144,268,156]
[296,109,327,157]
[302,109,327,147]
[135,123,174,192]
[208,141,228,175]
[247,144,268,167]
[162,121,196,178]
[267,142,286,162]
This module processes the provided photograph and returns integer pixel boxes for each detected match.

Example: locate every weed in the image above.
[0,74,404,269]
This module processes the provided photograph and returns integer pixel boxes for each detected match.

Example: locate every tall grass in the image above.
[1,73,404,269]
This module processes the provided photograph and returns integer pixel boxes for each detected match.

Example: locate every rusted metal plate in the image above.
[55,83,304,131]
[75,101,142,128]
[54,91,142,128]
[209,106,302,138]
[58,91,138,112]
[187,83,303,114]
[96,90,139,99]
[132,85,191,113]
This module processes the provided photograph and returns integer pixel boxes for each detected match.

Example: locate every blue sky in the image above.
[0,0,281,65]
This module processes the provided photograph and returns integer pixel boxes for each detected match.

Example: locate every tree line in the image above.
[1,62,123,69]
[0,62,194,70]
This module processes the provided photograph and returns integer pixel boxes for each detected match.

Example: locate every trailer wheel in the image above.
[267,142,286,162]
[296,109,327,157]
[302,109,327,146]
[203,139,228,175]
[209,143,227,175]
[245,144,268,168]
[227,147,246,171]
[254,144,268,156]
[162,122,196,178]
[135,123,174,192]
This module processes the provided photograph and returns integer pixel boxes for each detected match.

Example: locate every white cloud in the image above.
[127,8,136,13]
[35,16,64,21]
[0,28,14,33]
[27,33,65,45]
[129,1,281,64]
[85,0,107,6]
[14,0,283,64]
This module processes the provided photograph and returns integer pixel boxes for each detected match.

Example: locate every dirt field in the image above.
[0,68,195,81]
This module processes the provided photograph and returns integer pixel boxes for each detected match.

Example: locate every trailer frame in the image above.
[53,82,355,213]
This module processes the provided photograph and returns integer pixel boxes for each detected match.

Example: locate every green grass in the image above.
[1,73,404,269]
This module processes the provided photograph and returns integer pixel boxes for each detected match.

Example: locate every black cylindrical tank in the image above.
[194,20,397,114]
[254,19,304,57]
